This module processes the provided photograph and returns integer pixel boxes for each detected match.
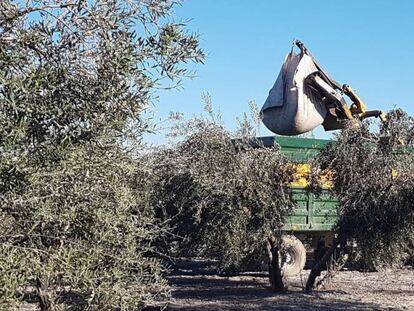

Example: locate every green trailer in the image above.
[258,136,339,276]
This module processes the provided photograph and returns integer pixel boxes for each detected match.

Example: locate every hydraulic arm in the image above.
[296,40,386,130]
[261,40,387,136]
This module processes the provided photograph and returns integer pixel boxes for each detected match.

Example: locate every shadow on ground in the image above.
[166,276,381,311]
[161,258,412,311]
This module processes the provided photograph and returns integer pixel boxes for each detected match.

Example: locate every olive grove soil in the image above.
[164,259,414,311]
[15,259,414,310]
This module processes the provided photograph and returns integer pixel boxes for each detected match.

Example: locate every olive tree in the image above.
[0,0,203,172]
[306,110,414,290]
[1,145,168,310]
[0,0,204,309]
[150,111,295,291]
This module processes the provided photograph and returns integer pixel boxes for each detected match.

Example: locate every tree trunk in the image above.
[267,236,285,292]
[305,238,341,291]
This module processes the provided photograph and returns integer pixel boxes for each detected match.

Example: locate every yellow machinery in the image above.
[261,40,387,136]
[295,40,387,130]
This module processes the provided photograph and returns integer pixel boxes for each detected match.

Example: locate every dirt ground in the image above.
[163,259,414,311]
[14,259,414,311]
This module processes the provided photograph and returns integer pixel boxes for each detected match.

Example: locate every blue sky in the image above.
[147,0,414,143]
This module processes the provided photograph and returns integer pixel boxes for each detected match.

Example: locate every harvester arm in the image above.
[343,85,387,122]
[309,74,354,120]
[296,40,387,126]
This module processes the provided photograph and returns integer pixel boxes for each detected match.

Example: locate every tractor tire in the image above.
[280,235,306,277]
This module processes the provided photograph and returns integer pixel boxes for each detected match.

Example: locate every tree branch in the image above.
[4,2,78,23]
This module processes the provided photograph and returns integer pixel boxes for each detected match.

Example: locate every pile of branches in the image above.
[151,120,295,273]
[307,109,414,289]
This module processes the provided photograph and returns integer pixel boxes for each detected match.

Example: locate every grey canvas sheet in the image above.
[261,52,328,135]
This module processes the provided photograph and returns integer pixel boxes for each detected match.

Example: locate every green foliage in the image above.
[317,110,414,269]
[151,116,294,271]
[0,0,204,188]
[1,145,167,310]
[0,0,203,309]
